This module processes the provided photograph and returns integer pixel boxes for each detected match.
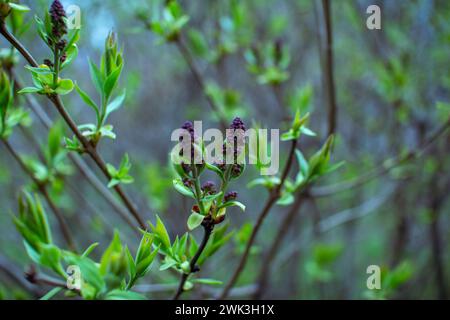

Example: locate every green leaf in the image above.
[75,84,99,118]
[61,44,78,70]
[173,179,195,198]
[205,162,225,180]
[300,126,316,136]
[107,178,120,188]
[40,287,63,300]
[99,230,123,275]
[63,30,81,54]
[135,245,159,277]
[276,192,294,206]
[159,258,177,271]
[218,200,246,212]
[103,65,122,100]
[187,212,205,231]
[81,243,99,258]
[55,79,74,95]
[295,149,309,177]
[25,65,54,75]
[88,59,104,95]
[9,3,31,12]
[149,215,171,250]
[104,90,126,120]
[125,246,136,279]
[64,254,105,293]
[192,278,223,286]
[18,87,42,94]
[104,289,146,300]
[47,122,63,160]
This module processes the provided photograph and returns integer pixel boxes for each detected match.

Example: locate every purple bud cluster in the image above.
[179,121,202,174]
[224,191,238,202]
[201,181,216,195]
[49,0,67,40]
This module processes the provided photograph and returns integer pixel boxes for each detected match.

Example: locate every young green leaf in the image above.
[187,211,205,231]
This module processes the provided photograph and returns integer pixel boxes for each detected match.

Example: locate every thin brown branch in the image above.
[321,0,337,136]
[0,254,41,296]
[173,221,214,300]
[0,22,146,230]
[253,192,305,299]
[219,139,298,299]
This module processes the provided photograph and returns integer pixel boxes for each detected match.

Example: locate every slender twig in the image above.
[321,0,337,136]
[1,138,76,251]
[310,116,450,197]
[219,139,298,299]
[173,221,214,300]
[25,266,80,295]
[175,38,228,129]
[0,22,146,230]
[253,192,305,299]
[0,254,41,296]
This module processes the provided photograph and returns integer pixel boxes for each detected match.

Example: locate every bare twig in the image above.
[173,221,214,300]
[321,0,337,136]
[253,192,305,299]
[219,139,298,299]
[0,254,41,296]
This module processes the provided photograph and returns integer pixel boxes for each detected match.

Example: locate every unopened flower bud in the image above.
[49,0,67,40]
[201,181,216,194]
[224,191,238,202]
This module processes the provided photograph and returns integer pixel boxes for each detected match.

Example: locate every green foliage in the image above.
[106,153,134,188]
[144,0,189,42]
[0,70,29,138]
[13,195,161,299]
[365,261,414,299]
[75,32,125,147]
[25,122,73,185]
[245,40,290,85]
[305,243,344,283]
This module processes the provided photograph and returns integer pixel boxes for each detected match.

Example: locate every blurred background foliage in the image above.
[0,0,449,299]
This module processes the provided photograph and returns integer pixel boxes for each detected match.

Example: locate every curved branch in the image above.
[218,139,298,299]
[173,221,214,300]
[253,192,305,299]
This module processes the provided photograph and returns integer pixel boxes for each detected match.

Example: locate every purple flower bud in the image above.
[49,0,67,40]
[179,121,202,168]
[182,178,192,188]
[231,164,242,178]
[229,117,246,131]
[201,181,216,194]
[224,191,238,202]
[43,59,54,68]
[226,117,246,164]
[56,39,67,51]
